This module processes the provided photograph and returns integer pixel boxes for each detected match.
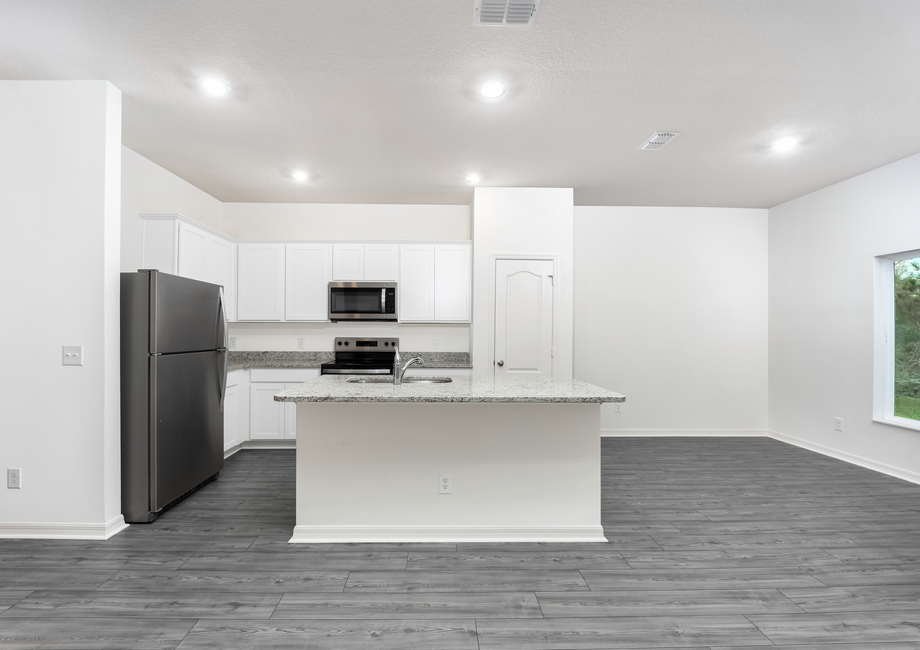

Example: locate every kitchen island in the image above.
[275,375,624,543]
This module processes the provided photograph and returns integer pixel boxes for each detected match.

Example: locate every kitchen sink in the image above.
[346,376,453,384]
[402,377,452,383]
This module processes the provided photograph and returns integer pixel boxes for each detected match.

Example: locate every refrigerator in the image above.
[120,270,228,523]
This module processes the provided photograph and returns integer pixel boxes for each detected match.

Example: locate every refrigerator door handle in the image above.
[217,286,229,350]
[218,349,228,412]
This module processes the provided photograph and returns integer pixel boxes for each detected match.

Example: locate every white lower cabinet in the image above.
[249,369,320,440]
[223,370,241,452]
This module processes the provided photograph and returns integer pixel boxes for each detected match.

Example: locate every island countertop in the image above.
[274,374,624,404]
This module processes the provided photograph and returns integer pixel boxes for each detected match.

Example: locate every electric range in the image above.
[320,337,399,375]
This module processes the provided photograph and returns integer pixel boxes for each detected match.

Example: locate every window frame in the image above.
[874,248,920,432]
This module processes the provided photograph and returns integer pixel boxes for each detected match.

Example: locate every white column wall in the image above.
[471,188,574,378]
[769,152,920,481]
[0,81,124,537]
[575,207,769,434]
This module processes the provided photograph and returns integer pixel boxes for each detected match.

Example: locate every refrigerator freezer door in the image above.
[152,272,226,355]
[150,350,225,511]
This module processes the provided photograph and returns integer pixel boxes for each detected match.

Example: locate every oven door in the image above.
[328,283,397,321]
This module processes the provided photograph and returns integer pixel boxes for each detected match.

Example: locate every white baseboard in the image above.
[601,428,768,437]
[0,515,129,540]
[224,443,242,459]
[241,440,296,450]
[290,525,607,544]
[768,429,920,486]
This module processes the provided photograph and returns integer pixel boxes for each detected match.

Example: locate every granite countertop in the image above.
[228,351,471,371]
[274,374,625,404]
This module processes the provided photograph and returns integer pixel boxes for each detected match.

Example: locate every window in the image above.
[875,249,920,430]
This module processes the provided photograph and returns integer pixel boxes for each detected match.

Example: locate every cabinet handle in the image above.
[497,360,504,367]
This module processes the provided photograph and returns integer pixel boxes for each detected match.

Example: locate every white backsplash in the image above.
[228,321,470,352]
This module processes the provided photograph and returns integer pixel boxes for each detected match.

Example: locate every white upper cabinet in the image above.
[333,243,399,281]
[286,243,331,321]
[435,244,472,321]
[364,244,399,281]
[177,222,207,281]
[141,215,236,321]
[237,243,285,321]
[399,245,435,322]
[399,243,471,323]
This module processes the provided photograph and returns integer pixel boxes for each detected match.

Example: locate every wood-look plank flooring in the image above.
[2,438,920,648]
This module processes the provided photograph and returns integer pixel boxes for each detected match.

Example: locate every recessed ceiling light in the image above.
[292,170,309,182]
[464,173,482,183]
[771,136,799,153]
[479,80,507,99]
[198,76,231,96]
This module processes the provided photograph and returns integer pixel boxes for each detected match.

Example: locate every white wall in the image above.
[0,81,124,537]
[471,188,575,377]
[575,207,769,434]
[122,146,223,272]
[769,152,920,480]
[222,203,470,241]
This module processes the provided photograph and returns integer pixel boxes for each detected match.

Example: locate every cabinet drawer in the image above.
[249,368,321,383]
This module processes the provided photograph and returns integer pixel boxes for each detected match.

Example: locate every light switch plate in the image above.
[62,346,83,366]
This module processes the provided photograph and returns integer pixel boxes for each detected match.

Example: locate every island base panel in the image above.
[291,402,604,543]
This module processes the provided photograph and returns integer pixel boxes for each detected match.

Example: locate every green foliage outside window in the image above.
[894,258,920,421]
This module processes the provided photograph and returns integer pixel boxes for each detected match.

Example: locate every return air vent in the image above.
[474,0,540,26]
[638,132,681,151]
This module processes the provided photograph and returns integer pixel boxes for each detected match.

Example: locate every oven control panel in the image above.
[334,337,400,349]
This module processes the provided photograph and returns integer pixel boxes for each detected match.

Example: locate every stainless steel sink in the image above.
[402,376,452,383]
[346,376,453,384]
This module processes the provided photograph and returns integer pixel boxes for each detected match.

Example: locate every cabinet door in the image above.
[237,243,284,321]
[142,218,178,274]
[223,383,240,451]
[365,244,399,281]
[399,244,435,322]
[249,383,286,440]
[177,222,207,281]
[332,244,364,280]
[435,244,472,322]
[206,235,232,290]
[286,244,331,321]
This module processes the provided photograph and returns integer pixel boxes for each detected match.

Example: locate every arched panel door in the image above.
[494,259,554,375]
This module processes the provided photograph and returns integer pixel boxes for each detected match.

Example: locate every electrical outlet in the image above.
[438,472,452,494]
[8,468,21,489]
[834,417,843,432]
[229,337,237,349]
[432,339,440,350]
[297,338,305,349]
[62,345,83,366]
[614,403,622,413]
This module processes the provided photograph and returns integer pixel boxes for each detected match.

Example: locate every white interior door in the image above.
[494,259,554,376]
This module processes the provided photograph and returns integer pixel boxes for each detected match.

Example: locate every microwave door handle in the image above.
[381,288,386,313]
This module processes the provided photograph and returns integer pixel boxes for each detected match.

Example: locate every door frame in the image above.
[489,253,559,377]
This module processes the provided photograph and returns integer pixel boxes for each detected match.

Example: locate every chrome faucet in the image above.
[392,346,424,385]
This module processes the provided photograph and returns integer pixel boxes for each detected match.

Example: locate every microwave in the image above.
[328,282,397,321]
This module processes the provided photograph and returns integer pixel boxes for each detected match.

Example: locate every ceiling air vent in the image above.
[474,0,540,26]
[638,132,681,151]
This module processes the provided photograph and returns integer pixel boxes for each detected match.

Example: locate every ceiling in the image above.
[2,0,920,208]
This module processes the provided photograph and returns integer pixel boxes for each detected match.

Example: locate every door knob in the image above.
[497,360,504,366]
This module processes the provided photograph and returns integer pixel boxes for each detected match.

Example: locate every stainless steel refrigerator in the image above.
[120,270,228,523]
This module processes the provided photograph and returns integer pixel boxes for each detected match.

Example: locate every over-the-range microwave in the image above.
[328,282,397,321]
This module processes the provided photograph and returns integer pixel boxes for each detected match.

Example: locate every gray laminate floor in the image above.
[2,438,920,648]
